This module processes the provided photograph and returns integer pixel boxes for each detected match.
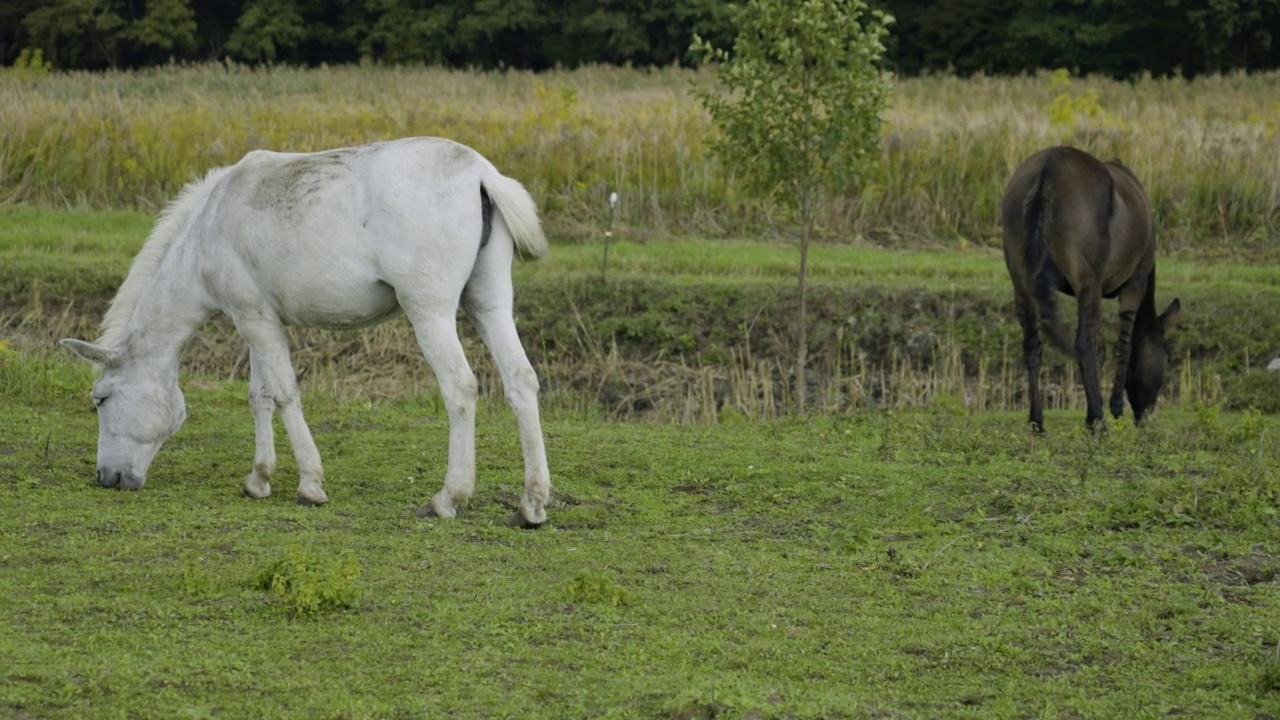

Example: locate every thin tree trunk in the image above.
[795,63,815,413]
[797,187,812,414]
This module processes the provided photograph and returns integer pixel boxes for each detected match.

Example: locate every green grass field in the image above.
[2,368,1279,718]
[5,205,1279,295]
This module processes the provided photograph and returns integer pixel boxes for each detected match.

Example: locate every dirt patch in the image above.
[1195,547,1279,587]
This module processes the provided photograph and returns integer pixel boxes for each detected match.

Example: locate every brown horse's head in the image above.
[1125,298,1181,422]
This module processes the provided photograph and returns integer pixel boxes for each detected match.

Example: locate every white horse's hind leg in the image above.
[243,351,276,499]
[403,309,479,519]
[233,317,329,506]
[464,245,551,528]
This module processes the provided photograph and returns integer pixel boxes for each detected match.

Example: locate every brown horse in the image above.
[1001,146,1180,431]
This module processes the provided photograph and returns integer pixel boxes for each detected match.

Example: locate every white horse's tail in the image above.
[482,173,548,261]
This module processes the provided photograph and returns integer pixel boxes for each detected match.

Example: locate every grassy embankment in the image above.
[3,206,1278,420]
[2,357,1279,718]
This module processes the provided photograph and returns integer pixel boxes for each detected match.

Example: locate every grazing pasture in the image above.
[3,362,1280,718]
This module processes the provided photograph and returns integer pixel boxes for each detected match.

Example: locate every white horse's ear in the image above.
[60,338,117,366]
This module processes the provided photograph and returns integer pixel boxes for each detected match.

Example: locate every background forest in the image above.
[3,0,1279,77]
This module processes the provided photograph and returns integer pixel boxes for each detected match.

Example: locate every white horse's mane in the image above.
[98,167,228,350]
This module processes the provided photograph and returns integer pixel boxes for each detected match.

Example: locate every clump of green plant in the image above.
[1047,68,1107,133]
[0,349,94,405]
[254,545,362,617]
[4,48,52,77]
[563,569,630,607]
[1223,372,1280,414]
[181,554,217,596]
[1258,639,1280,694]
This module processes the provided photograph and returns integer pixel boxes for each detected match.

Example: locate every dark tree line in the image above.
[4,0,1278,77]
[888,0,1280,77]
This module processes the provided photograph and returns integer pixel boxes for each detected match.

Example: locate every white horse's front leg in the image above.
[235,318,329,506]
[406,312,478,519]
[243,352,276,499]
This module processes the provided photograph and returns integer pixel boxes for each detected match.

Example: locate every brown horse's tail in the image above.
[1022,151,1075,355]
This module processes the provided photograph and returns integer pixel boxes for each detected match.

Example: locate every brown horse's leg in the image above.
[1075,285,1105,429]
[1015,288,1044,432]
[1109,282,1145,419]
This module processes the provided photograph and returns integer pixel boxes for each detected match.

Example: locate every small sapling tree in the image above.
[691,0,893,411]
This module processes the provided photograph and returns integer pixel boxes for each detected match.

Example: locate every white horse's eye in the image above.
[92,396,106,407]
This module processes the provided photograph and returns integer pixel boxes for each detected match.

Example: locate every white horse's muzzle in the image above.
[98,468,146,490]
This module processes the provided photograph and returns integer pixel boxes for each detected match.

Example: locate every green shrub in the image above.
[254,545,362,618]
[563,570,630,607]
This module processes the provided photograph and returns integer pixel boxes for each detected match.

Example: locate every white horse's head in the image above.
[61,339,187,490]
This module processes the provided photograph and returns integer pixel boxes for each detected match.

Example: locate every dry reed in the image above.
[1,64,1276,249]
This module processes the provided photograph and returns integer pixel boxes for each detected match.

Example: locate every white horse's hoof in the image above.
[510,497,547,529]
[296,486,328,507]
[416,493,459,519]
[508,509,545,529]
[243,477,271,500]
[415,502,453,519]
[293,476,325,504]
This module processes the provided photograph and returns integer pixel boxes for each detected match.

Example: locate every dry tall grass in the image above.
[2,64,1277,249]
[4,301,1231,424]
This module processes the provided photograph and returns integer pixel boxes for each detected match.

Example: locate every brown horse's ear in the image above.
[1159,298,1181,331]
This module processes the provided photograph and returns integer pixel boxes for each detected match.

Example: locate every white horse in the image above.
[61,137,552,527]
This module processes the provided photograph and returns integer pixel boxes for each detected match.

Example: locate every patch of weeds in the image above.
[1231,407,1266,451]
[1102,544,1142,568]
[0,350,93,405]
[874,410,936,461]
[1194,402,1230,450]
[878,546,922,579]
[1258,638,1280,694]
[1223,372,1280,414]
[1101,492,1196,531]
[1067,425,1106,486]
[668,677,773,719]
[1207,551,1279,587]
[181,554,217,597]
[563,569,631,607]
[551,503,614,530]
[816,522,874,557]
[253,544,362,618]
